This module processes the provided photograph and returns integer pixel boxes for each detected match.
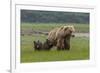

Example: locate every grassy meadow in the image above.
[21,23,89,63]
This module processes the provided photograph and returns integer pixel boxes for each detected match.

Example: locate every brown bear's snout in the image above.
[71,34,75,37]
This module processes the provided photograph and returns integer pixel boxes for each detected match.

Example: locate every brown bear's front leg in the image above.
[64,39,70,50]
[65,43,70,50]
[56,39,65,50]
[61,39,65,50]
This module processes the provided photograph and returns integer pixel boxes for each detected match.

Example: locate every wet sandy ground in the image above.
[74,33,89,37]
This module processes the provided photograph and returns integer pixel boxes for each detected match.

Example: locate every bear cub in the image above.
[33,39,53,51]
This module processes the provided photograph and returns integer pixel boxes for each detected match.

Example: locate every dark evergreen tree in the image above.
[21,10,89,24]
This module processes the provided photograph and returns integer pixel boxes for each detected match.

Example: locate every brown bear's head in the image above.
[63,25,75,37]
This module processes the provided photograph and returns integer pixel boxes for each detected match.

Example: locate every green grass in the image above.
[21,23,89,63]
[21,23,89,33]
[21,35,89,63]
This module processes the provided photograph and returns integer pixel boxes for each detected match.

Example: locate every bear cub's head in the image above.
[33,40,42,51]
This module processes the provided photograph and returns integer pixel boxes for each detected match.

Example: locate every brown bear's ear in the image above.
[58,26,64,31]
[64,27,68,31]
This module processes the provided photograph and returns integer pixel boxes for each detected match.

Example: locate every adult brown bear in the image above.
[47,25,75,50]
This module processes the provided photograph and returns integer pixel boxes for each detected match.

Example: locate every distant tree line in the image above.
[21,10,89,24]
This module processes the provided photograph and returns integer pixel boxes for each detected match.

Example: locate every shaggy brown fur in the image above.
[47,26,75,50]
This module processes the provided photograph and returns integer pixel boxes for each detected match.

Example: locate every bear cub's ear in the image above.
[37,40,40,43]
[33,41,36,44]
